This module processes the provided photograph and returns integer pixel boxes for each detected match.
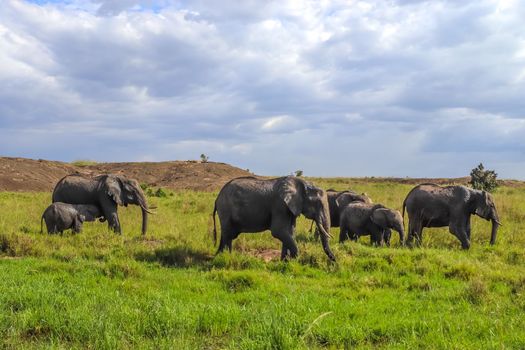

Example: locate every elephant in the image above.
[310,189,373,238]
[402,183,501,249]
[339,203,405,246]
[212,176,336,261]
[52,174,152,235]
[40,202,103,234]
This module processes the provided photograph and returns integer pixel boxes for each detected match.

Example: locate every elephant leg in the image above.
[450,221,470,249]
[227,231,240,252]
[99,200,121,234]
[271,218,297,260]
[383,229,392,247]
[406,219,415,246]
[107,212,121,234]
[370,227,383,246]
[313,227,320,241]
[339,226,349,243]
[217,221,236,254]
[415,221,424,246]
[278,234,298,260]
[466,216,471,240]
[217,235,230,254]
[370,225,385,247]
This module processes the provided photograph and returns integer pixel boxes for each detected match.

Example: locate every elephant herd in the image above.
[41,173,501,262]
[41,174,152,235]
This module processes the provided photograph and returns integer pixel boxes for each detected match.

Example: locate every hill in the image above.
[0,157,253,192]
[0,157,523,192]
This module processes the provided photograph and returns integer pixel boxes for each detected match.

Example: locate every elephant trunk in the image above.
[316,206,336,261]
[137,194,149,236]
[489,206,501,245]
[490,218,499,245]
[396,223,405,245]
[141,207,148,236]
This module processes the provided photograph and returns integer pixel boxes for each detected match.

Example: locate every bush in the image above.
[140,183,168,197]
[469,163,498,192]
[154,188,168,198]
[200,154,209,163]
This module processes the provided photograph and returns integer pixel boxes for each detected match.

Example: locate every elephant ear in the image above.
[482,190,490,206]
[370,208,390,228]
[105,176,123,206]
[335,192,350,208]
[474,190,489,216]
[361,193,373,203]
[278,177,304,216]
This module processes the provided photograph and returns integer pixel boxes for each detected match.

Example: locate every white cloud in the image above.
[1,0,524,178]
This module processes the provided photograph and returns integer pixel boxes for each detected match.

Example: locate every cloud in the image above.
[1,0,525,178]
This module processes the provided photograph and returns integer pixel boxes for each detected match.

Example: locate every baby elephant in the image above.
[41,202,104,234]
[339,203,405,246]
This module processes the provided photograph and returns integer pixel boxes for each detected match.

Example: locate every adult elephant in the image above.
[213,176,336,261]
[311,189,373,238]
[402,183,501,249]
[339,203,404,246]
[52,174,152,235]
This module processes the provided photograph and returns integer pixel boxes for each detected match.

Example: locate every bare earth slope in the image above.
[0,157,253,192]
[1,157,522,192]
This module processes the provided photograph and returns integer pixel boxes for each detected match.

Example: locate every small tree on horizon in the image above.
[200,154,209,163]
[294,170,303,177]
[469,163,498,192]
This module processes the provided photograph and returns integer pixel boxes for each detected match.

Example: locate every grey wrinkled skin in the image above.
[52,174,151,235]
[402,183,500,249]
[311,189,373,238]
[212,176,336,261]
[339,202,405,246]
[40,202,103,234]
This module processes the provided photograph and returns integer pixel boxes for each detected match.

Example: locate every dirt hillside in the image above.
[1,157,522,192]
[0,157,253,192]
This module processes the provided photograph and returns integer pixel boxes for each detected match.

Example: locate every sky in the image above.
[1,0,524,178]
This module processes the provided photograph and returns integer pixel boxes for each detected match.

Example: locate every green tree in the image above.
[469,163,498,192]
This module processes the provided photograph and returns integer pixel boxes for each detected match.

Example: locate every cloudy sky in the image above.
[1,0,524,178]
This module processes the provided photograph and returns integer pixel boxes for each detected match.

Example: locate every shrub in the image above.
[469,163,498,192]
[200,154,209,163]
[141,183,168,198]
[154,188,168,198]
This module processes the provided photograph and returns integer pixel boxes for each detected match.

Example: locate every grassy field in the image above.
[0,179,524,349]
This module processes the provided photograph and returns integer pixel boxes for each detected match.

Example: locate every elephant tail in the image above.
[402,197,407,222]
[212,201,218,246]
[40,214,44,234]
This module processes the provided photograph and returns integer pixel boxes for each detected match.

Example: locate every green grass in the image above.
[1,181,525,349]
[70,160,98,167]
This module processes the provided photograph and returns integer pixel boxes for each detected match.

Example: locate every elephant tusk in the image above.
[318,224,333,239]
[142,207,156,215]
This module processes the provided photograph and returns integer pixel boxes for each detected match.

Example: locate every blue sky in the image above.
[1,0,524,178]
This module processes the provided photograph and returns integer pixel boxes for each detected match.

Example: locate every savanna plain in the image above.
[1,178,525,349]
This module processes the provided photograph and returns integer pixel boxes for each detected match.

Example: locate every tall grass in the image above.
[0,180,524,349]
